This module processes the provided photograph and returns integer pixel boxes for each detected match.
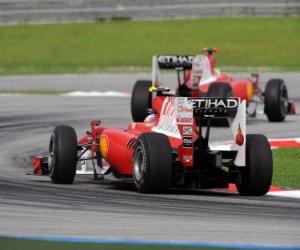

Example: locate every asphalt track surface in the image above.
[0,73,300,246]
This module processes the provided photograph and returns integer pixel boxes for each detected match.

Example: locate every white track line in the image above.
[269,137,300,143]
[0,93,22,96]
[267,191,300,199]
[0,91,131,97]
[61,91,130,97]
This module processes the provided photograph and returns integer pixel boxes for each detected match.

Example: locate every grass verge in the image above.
[272,147,300,189]
[0,17,299,75]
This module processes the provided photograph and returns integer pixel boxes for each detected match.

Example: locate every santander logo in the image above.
[236,124,244,146]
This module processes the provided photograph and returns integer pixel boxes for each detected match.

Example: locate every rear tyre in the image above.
[264,79,288,122]
[206,82,232,98]
[206,82,232,126]
[236,134,273,196]
[131,80,152,122]
[133,133,172,193]
[49,125,78,184]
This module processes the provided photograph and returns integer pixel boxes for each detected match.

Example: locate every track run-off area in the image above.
[0,72,300,248]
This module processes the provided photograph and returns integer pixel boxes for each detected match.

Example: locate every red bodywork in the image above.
[32,50,294,179]
[181,52,259,102]
[75,96,196,176]
[176,50,295,114]
[32,94,245,193]
[194,75,254,101]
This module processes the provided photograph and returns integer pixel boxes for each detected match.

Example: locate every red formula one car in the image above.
[131,49,295,123]
[33,57,273,196]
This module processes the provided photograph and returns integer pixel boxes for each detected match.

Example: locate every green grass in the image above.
[272,147,300,189]
[0,237,238,250]
[0,17,299,75]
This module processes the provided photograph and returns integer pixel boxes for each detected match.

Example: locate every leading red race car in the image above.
[131,49,295,123]
[33,56,273,196]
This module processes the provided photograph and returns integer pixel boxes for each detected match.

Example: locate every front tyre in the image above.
[49,125,78,184]
[133,133,172,193]
[264,79,288,122]
[236,134,273,196]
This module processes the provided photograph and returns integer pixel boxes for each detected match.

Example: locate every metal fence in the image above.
[0,0,299,24]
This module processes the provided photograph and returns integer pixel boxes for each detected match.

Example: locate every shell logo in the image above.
[247,82,253,99]
[100,135,109,158]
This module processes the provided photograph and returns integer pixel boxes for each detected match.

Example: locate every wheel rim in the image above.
[280,86,288,115]
[133,145,145,182]
[48,135,55,175]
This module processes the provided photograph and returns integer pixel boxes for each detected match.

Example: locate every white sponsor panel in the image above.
[152,97,182,139]
[205,100,246,167]
[176,97,193,125]
[229,100,246,167]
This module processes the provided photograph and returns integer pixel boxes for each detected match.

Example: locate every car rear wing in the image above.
[152,96,246,167]
[152,55,195,85]
[182,97,246,166]
[155,55,195,70]
[152,54,216,87]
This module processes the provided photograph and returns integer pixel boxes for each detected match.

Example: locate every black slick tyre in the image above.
[236,134,273,196]
[48,125,78,184]
[264,79,288,122]
[206,82,232,98]
[133,133,172,193]
[131,80,152,122]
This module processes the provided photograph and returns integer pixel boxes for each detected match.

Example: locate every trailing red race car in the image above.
[131,49,295,123]
[33,57,273,196]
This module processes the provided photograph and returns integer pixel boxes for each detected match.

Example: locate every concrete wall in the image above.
[0,0,299,24]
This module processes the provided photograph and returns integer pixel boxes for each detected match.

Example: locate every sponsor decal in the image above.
[177,106,193,114]
[100,135,109,158]
[177,97,193,125]
[157,55,194,69]
[191,98,238,117]
[177,117,193,124]
[192,98,238,109]
[183,136,193,148]
[183,126,192,136]
[182,155,193,162]
[235,123,244,146]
